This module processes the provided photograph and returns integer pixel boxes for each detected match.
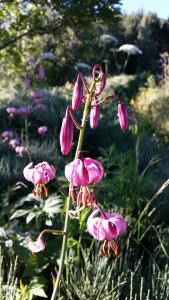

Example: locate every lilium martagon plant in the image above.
[22,64,128,300]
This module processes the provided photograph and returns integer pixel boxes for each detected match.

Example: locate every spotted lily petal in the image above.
[65,157,104,187]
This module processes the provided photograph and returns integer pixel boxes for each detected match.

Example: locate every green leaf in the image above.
[43,194,63,214]
[26,211,37,224]
[67,238,78,248]
[30,284,47,298]
[12,193,36,210]
[10,209,29,220]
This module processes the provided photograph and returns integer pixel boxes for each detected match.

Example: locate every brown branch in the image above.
[0,31,29,51]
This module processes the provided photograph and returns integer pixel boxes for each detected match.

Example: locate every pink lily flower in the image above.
[87,209,127,241]
[65,157,104,187]
[87,208,127,256]
[17,106,32,117]
[60,107,74,155]
[72,73,83,110]
[24,162,56,185]
[1,131,14,142]
[6,107,18,118]
[15,146,28,157]
[28,237,45,253]
[118,102,128,132]
[38,126,48,135]
[90,98,100,129]
[9,138,20,149]
[23,161,56,198]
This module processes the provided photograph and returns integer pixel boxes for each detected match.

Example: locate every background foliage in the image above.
[0,1,169,299]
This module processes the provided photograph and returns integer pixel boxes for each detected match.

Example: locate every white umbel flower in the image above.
[117,44,142,55]
[75,62,91,70]
[100,34,118,45]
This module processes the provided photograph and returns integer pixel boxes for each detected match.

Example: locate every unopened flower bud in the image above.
[72,73,83,110]
[90,99,100,129]
[118,102,128,132]
[60,107,74,155]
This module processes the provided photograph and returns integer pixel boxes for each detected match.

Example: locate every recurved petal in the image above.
[105,212,127,236]
[101,219,118,240]
[84,158,104,184]
[36,162,56,180]
[23,162,34,181]
[32,169,44,184]
[65,159,89,186]
[87,213,105,241]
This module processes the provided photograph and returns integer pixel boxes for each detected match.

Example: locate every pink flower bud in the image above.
[60,107,74,155]
[65,157,104,187]
[118,102,128,132]
[38,126,48,135]
[28,237,45,253]
[72,73,83,110]
[90,98,100,129]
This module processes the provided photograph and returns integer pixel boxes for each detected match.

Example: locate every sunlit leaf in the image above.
[10,209,29,220]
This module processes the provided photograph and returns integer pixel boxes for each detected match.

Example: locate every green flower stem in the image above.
[39,229,65,239]
[51,79,96,300]
[75,80,96,159]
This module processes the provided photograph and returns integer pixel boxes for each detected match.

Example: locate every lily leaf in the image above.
[26,211,37,224]
[10,209,29,220]
[43,194,63,214]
